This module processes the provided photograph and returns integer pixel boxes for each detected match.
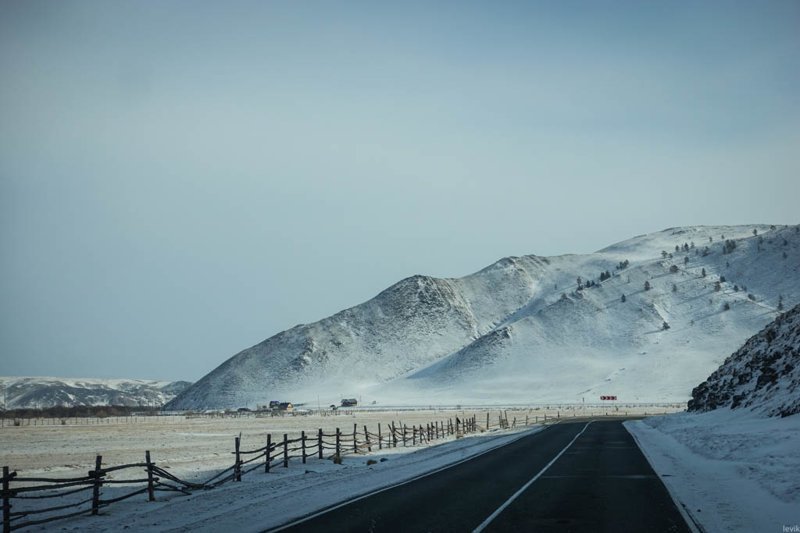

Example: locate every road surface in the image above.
[271,419,690,532]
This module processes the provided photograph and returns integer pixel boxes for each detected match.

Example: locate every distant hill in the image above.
[166,224,800,409]
[0,377,192,409]
[688,303,800,417]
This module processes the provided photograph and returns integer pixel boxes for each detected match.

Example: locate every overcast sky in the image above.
[1,1,798,382]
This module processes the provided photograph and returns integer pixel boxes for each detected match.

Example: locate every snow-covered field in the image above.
[1,406,676,480]
[25,425,545,532]
[1,407,684,531]
[1,410,580,531]
[626,410,800,532]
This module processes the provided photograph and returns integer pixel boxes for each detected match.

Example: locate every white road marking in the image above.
[472,421,593,533]
[267,426,545,532]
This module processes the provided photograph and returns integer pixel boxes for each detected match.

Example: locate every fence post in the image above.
[486,413,490,430]
[145,451,155,502]
[91,455,103,515]
[3,466,15,533]
[364,426,371,452]
[353,424,358,454]
[234,437,242,481]
[391,422,397,447]
[412,426,416,446]
[336,428,341,457]
[283,434,289,468]
[301,431,307,464]
[526,415,529,426]
[266,434,272,473]
[378,423,382,450]
[403,424,407,446]
[318,429,323,459]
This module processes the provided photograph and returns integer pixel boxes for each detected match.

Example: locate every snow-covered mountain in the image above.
[688,303,800,417]
[167,224,800,409]
[0,377,192,409]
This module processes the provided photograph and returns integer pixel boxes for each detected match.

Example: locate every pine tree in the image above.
[701,268,706,277]
[662,321,670,330]
[672,283,677,293]
[644,281,651,291]
[621,294,626,303]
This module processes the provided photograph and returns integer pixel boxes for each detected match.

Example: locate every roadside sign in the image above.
[600,395,617,401]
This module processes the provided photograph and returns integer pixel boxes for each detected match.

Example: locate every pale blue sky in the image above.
[1,1,798,381]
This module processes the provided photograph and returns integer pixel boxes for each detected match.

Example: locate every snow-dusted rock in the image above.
[688,303,800,417]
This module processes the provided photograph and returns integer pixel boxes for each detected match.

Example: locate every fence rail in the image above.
[2,412,550,532]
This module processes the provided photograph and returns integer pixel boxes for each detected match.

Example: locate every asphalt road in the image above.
[271,419,691,533]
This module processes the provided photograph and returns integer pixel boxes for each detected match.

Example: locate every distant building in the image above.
[278,402,293,412]
[341,398,357,407]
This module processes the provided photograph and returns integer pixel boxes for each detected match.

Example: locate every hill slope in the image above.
[688,303,800,417]
[167,224,800,409]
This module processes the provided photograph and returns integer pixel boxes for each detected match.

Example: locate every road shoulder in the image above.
[625,412,800,533]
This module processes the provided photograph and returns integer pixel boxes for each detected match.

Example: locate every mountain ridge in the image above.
[167,224,799,409]
[0,377,192,409]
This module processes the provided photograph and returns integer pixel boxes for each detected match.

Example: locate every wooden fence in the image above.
[2,412,544,532]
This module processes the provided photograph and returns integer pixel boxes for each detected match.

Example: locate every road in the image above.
[271,419,690,533]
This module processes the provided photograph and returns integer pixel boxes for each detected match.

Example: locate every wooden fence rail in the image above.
[2,412,539,531]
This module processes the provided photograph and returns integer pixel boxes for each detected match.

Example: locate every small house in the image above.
[341,398,357,407]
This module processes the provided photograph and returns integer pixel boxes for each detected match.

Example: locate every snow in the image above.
[167,224,800,410]
[626,410,800,532]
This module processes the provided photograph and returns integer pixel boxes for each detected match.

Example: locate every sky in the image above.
[1,0,798,382]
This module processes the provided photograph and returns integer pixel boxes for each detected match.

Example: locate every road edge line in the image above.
[472,421,592,532]
[266,425,547,532]
[623,420,704,533]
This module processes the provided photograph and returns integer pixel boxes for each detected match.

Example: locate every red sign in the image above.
[600,395,617,401]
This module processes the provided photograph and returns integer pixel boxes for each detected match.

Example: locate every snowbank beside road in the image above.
[626,410,800,532]
[59,425,543,532]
